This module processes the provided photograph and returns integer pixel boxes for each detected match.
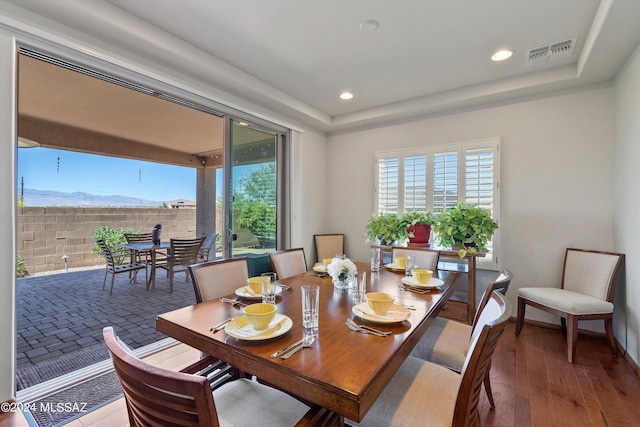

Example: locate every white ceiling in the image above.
[5,0,640,133]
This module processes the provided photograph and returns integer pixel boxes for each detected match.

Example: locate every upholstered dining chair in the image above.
[103,326,313,427]
[409,269,512,409]
[189,257,249,303]
[155,237,205,292]
[96,239,147,295]
[269,248,307,279]
[391,246,440,271]
[350,291,511,427]
[515,248,624,363]
[314,234,345,263]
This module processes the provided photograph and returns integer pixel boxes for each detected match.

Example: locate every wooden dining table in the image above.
[155,262,460,423]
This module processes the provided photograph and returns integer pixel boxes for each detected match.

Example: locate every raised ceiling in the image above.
[5,0,640,135]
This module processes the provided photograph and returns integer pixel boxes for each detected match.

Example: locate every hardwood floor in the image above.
[3,321,639,426]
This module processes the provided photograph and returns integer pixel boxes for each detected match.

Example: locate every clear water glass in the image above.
[302,285,319,329]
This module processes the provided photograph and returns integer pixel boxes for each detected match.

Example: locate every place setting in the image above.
[351,291,412,325]
[235,274,284,300]
[223,303,293,341]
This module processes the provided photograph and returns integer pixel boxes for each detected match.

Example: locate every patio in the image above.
[16,265,198,390]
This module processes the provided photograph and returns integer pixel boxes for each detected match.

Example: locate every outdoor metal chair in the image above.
[95,239,147,295]
[155,237,205,292]
[197,233,219,262]
[103,326,313,427]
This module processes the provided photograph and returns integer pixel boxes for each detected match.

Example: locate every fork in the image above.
[219,297,248,307]
[398,285,430,295]
[281,335,315,359]
[346,319,390,337]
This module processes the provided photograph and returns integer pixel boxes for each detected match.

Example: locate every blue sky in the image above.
[18,148,197,202]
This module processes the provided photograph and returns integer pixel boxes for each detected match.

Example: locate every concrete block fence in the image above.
[17,207,196,275]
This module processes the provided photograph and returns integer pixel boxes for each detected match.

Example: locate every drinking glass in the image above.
[352,270,367,304]
[261,272,277,304]
[405,254,416,276]
[370,247,381,271]
[301,285,319,329]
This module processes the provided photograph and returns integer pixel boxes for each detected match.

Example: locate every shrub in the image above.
[92,226,136,265]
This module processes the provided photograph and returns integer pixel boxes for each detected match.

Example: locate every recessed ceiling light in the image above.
[359,20,379,33]
[491,49,513,61]
[339,91,354,100]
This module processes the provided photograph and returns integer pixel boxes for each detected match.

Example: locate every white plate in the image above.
[401,276,444,289]
[312,264,327,273]
[352,302,411,324]
[384,263,405,271]
[235,285,283,299]
[224,314,292,341]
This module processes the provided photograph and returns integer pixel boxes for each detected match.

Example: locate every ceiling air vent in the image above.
[526,37,577,66]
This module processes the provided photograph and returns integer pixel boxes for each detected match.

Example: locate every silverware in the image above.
[281,335,315,359]
[346,318,390,337]
[210,317,234,332]
[271,337,305,358]
[398,285,430,295]
[277,283,292,291]
[219,297,248,307]
[397,302,416,310]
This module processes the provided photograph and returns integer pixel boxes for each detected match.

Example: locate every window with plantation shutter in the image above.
[374,138,500,269]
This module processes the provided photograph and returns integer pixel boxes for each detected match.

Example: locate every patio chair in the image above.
[314,234,344,263]
[103,326,313,427]
[349,291,511,427]
[516,248,624,363]
[124,232,153,263]
[95,239,147,295]
[269,248,307,279]
[189,257,249,303]
[410,269,512,409]
[197,233,219,262]
[155,237,205,292]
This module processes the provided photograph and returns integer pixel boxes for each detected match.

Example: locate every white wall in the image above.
[327,87,616,329]
[613,42,640,366]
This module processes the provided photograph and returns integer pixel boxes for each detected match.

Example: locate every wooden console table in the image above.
[372,244,484,324]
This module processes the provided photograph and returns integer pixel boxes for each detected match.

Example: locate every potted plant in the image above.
[401,211,437,244]
[433,201,498,258]
[364,213,409,245]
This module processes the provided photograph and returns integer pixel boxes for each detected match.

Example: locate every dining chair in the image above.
[269,248,307,279]
[155,237,206,292]
[391,246,440,270]
[103,326,314,427]
[349,291,511,427]
[124,232,153,262]
[189,257,249,303]
[95,239,147,295]
[197,233,219,262]
[409,269,512,409]
[515,248,624,363]
[314,234,345,263]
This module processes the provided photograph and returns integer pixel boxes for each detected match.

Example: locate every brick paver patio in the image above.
[16,266,199,389]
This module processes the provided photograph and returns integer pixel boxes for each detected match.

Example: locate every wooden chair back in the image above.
[471,269,512,329]
[562,248,624,302]
[103,326,219,426]
[189,258,249,303]
[96,239,117,270]
[269,248,307,279]
[454,292,510,426]
[314,234,344,262]
[124,232,153,243]
[169,237,206,267]
[391,247,440,270]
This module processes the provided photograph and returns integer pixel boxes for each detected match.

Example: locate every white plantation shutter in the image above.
[376,154,399,214]
[374,138,500,270]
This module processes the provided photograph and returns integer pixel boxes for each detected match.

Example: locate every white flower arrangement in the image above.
[327,256,357,282]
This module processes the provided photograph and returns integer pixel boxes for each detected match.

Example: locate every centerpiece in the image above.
[327,256,357,289]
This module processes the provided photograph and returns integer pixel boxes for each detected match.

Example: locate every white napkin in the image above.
[243,286,261,296]
[356,303,408,322]
[227,314,285,338]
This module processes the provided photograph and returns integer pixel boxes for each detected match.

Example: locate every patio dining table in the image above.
[118,241,170,290]
[156,262,460,424]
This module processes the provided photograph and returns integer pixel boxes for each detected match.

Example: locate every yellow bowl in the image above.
[243,303,276,330]
[394,256,406,269]
[365,292,395,315]
[247,277,263,294]
[412,269,433,284]
[322,258,333,267]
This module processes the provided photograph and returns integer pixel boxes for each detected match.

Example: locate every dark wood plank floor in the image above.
[478,321,640,426]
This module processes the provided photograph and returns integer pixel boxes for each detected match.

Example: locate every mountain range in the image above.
[20,188,165,207]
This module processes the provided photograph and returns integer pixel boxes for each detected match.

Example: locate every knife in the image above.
[270,338,305,358]
[211,317,234,332]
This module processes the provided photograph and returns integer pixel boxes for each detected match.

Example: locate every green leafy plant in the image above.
[16,251,27,278]
[432,201,498,258]
[364,213,409,245]
[92,226,135,265]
